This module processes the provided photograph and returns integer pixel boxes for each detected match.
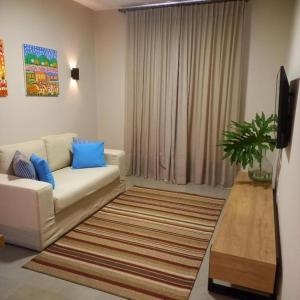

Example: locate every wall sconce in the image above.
[71,68,79,80]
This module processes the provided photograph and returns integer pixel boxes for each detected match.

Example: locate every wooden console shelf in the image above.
[209,172,277,298]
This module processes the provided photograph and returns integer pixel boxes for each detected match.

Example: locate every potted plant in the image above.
[220,113,277,182]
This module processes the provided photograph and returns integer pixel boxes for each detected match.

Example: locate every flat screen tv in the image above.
[276,66,294,149]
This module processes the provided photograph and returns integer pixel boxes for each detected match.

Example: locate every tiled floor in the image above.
[0,176,233,300]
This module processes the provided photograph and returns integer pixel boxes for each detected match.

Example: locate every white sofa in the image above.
[0,133,126,251]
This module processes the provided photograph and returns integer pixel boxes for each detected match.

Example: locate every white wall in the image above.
[243,0,293,121]
[276,1,300,299]
[0,0,98,145]
[94,10,126,149]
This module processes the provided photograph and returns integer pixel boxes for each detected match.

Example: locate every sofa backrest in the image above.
[42,133,77,172]
[0,140,47,175]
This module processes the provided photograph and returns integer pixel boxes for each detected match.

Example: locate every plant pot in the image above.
[248,151,273,182]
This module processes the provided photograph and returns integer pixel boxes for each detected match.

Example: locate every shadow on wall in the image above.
[272,79,298,300]
[273,77,299,187]
[272,78,299,300]
[285,78,299,162]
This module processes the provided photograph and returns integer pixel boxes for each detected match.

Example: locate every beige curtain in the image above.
[125,1,245,187]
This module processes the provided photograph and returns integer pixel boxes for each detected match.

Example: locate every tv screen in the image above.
[276,66,293,149]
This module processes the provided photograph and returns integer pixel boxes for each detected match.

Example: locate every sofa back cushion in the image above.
[42,133,77,172]
[0,140,47,175]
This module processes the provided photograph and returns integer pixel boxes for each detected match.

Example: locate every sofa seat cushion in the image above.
[52,165,119,213]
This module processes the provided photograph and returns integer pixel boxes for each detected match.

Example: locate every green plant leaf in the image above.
[219,113,277,167]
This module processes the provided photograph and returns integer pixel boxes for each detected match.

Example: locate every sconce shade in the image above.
[71,68,79,80]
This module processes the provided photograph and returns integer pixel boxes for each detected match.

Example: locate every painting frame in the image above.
[23,44,59,97]
[0,38,8,97]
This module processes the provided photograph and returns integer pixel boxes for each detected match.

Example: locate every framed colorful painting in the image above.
[0,38,8,97]
[23,44,59,96]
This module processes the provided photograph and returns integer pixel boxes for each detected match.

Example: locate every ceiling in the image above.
[72,0,167,11]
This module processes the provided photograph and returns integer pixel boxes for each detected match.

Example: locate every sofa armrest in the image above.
[104,149,126,180]
[0,174,54,250]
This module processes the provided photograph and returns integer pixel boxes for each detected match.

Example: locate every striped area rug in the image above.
[24,186,224,300]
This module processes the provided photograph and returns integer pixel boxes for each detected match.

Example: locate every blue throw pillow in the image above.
[72,142,106,169]
[13,151,37,180]
[30,154,55,189]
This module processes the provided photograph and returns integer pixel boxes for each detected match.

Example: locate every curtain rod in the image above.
[119,0,247,13]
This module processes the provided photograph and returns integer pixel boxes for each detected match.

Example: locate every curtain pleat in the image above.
[125,1,245,187]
